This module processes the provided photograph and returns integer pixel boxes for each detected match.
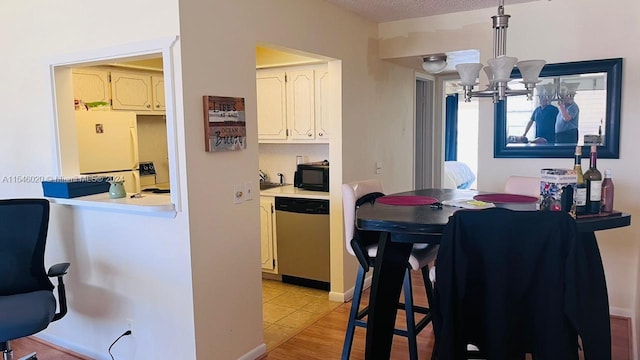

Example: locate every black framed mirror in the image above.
[494,58,622,158]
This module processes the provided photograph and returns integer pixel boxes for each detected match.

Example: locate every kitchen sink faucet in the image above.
[276,173,284,185]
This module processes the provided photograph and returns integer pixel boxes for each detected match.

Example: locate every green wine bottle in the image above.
[583,145,602,214]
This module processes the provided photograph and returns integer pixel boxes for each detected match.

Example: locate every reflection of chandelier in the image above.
[456,0,545,103]
[537,82,580,101]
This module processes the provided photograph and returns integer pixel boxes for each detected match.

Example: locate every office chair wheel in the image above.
[16,352,37,360]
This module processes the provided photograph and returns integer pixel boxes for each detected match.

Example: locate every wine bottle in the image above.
[573,146,587,215]
[583,145,602,214]
[601,169,614,213]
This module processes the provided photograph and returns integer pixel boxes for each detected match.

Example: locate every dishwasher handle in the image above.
[275,197,329,214]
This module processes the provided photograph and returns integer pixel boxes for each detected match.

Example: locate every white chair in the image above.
[341,179,438,360]
[504,176,540,197]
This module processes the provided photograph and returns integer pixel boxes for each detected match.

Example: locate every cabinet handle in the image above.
[156,104,160,108]
[318,132,323,136]
[308,133,312,137]
[146,104,151,109]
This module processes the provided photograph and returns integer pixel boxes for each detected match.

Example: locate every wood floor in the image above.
[10,271,632,359]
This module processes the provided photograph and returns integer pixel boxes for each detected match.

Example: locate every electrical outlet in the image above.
[234,184,244,204]
[244,181,253,201]
[126,318,135,336]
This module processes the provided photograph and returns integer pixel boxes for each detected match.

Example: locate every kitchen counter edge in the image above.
[260,185,329,200]
[47,193,177,218]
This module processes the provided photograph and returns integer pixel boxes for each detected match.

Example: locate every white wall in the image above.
[177,0,421,357]
[379,0,640,356]
[0,1,197,359]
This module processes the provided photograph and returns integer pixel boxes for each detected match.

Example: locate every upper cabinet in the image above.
[151,75,165,111]
[256,70,287,140]
[72,67,165,114]
[72,69,111,104]
[257,64,329,143]
[314,66,330,140]
[110,71,157,111]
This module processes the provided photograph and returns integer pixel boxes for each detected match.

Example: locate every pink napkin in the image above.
[473,193,538,204]
[377,195,439,206]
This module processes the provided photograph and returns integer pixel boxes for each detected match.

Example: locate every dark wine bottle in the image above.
[573,146,587,215]
[601,169,614,213]
[583,145,602,214]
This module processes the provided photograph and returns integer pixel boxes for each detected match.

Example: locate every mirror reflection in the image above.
[506,73,606,146]
[494,58,622,158]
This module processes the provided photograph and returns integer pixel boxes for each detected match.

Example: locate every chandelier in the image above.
[455,0,545,103]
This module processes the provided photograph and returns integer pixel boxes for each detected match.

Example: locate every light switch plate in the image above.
[376,161,382,174]
[244,181,253,201]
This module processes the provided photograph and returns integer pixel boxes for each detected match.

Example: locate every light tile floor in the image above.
[262,279,342,350]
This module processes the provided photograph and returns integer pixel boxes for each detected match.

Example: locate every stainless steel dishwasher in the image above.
[275,197,330,290]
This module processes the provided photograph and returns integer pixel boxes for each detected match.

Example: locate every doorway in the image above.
[255,44,343,349]
[443,79,479,189]
[414,76,435,189]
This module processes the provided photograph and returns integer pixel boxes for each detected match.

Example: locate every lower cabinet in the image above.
[260,196,277,273]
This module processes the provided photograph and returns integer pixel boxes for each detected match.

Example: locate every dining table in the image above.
[355,188,631,360]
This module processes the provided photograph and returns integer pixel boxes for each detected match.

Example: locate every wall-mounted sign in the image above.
[203,95,246,152]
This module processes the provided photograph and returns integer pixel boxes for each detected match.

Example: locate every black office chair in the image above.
[342,180,439,360]
[432,208,611,359]
[0,199,70,360]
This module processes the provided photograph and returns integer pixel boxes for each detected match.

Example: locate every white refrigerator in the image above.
[76,111,140,194]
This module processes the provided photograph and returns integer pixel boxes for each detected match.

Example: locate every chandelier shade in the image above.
[455,0,546,102]
[455,63,483,86]
[487,56,518,82]
[517,60,546,83]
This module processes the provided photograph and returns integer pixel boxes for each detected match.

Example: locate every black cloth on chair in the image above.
[433,208,610,360]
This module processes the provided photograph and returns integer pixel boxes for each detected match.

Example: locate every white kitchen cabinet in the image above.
[257,65,329,143]
[110,70,165,113]
[151,75,165,111]
[285,69,315,140]
[256,70,287,140]
[110,71,153,111]
[314,66,330,140]
[72,69,111,104]
[260,196,278,273]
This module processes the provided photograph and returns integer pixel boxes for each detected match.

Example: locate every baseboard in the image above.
[611,307,634,318]
[261,272,282,281]
[241,343,267,360]
[328,273,373,303]
[35,333,106,360]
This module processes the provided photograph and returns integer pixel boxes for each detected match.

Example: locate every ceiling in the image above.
[325,0,539,23]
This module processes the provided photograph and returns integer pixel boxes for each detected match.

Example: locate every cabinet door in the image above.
[286,69,315,140]
[260,197,277,272]
[111,71,153,111]
[72,69,111,104]
[315,67,330,141]
[257,70,287,140]
[151,75,165,111]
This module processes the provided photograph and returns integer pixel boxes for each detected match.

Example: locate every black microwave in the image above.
[294,162,329,192]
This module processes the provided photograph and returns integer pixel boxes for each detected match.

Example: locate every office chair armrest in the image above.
[48,262,70,277]
[47,262,70,322]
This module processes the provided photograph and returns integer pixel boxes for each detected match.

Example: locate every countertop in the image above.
[260,185,330,200]
[47,192,176,218]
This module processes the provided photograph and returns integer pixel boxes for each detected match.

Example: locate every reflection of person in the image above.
[523,95,559,143]
[555,93,579,143]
